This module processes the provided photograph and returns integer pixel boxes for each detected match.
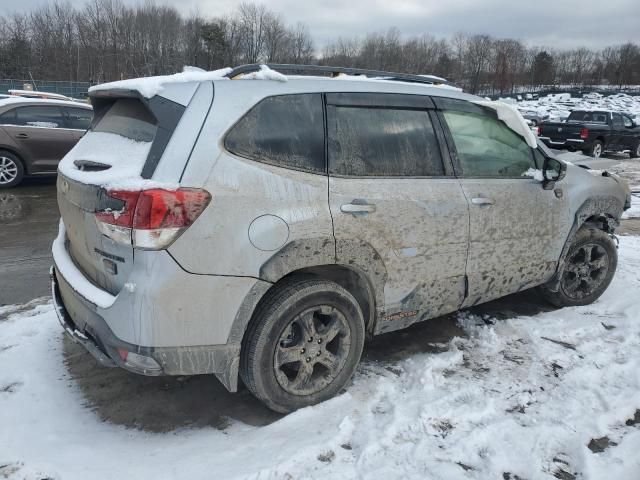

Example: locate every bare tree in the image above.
[0,0,638,95]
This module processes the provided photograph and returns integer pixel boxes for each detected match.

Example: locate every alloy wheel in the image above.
[274,305,351,396]
[0,156,19,185]
[593,143,602,158]
[561,243,609,300]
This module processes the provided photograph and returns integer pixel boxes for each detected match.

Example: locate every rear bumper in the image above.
[50,220,268,391]
[539,136,586,148]
[51,267,117,368]
[51,265,162,374]
[51,265,241,387]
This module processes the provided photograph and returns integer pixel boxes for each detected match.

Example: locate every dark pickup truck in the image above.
[538,110,640,158]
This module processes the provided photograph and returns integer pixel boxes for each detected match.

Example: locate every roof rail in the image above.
[225,63,457,88]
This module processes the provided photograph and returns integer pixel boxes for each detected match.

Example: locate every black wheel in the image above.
[585,140,603,158]
[240,278,365,413]
[0,151,24,188]
[538,228,617,307]
[630,141,640,159]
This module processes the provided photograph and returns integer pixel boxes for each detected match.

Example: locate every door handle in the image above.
[15,133,29,139]
[471,197,494,206]
[341,202,376,214]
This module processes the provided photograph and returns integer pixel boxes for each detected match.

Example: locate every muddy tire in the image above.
[0,150,24,188]
[584,140,603,158]
[240,278,365,413]
[538,227,617,307]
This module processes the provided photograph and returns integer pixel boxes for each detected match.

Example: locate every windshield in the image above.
[92,98,157,142]
[567,111,608,124]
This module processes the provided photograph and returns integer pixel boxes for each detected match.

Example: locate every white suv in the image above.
[52,64,630,413]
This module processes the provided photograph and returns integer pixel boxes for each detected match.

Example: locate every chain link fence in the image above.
[0,79,91,99]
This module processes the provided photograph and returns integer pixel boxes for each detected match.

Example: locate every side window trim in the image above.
[326,92,435,109]
[436,106,537,180]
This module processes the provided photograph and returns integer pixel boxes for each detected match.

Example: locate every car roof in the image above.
[0,97,92,110]
[89,66,483,104]
[212,76,483,102]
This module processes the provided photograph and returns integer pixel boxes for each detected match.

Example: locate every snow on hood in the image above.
[89,66,232,99]
[473,100,538,148]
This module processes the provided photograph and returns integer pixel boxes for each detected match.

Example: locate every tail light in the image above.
[536,126,541,136]
[580,128,589,139]
[96,188,211,250]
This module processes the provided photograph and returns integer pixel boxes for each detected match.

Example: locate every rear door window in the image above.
[64,107,93,130]
[225,94,325,173]
[443,110,534,177]
[92,98,157,142]
[14,106,65,128]
[327,104,444,177]
[612,113,624,128]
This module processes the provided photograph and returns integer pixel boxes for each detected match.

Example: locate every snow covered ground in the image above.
[499,92,640,124]
[1,236,640,479]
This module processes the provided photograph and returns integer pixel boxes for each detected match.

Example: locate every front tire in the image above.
[0,151,24,188]
[240,278,365,413]
[538,228,617,307]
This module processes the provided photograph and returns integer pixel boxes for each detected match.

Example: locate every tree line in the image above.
[1,0,639,94]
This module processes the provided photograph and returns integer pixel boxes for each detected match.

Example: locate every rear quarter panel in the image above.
[168,81,335,278]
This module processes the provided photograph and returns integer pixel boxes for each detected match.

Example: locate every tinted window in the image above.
[328,106,444,176]
[92,98,156,142]
[225,94,324,173]
[567,111,608,123]
[612,113,624,127]
[0,109,16,124]
[65,107,93,130]
[14,106,64,128]
[443,110,534,177]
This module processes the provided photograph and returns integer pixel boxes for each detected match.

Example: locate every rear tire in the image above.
[538,227,617,307]
[585,140,603,158]
[0,151,24,188]
[630,141,640,159]
[240,278,365,413]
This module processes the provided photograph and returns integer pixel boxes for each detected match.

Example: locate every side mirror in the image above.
[542,157,567,190]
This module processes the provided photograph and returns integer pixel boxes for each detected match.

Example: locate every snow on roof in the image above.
[0,96,92,109]
[89,67,233,99]
[237,64,287,82]
[89,65,463,99]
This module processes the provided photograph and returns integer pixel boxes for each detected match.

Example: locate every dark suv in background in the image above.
[0,98,93,187]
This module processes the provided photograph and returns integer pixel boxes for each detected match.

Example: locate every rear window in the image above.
[567,111,608,124]
[224,94,325,174]
[64,107,93,130]
[92,98,157,142]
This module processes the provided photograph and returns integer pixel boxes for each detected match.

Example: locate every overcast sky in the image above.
[5,0,639,49]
